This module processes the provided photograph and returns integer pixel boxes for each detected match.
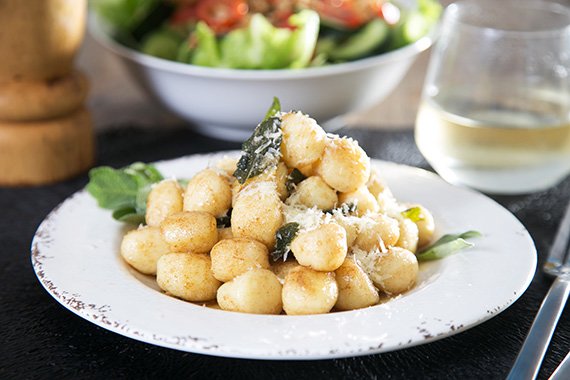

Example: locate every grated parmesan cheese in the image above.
[352,247,391,288]
[237,180,278,200]
[331,209,361,231]
[347,213,380,235]
[325,133,358,145]
[282,204,334,233]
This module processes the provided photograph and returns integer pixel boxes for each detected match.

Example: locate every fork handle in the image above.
[507,276,570,380]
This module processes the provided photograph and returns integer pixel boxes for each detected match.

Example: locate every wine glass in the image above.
[415,0,570,194]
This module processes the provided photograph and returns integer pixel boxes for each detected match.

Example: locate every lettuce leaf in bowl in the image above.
[196,10,320,70]
[191,22,221,67]
[390,0,442,49]
[287,10,321,68]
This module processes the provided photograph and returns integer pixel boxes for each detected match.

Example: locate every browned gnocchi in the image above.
[290,222,347,272]
[282,266,338,315]
[231,181,283,248]
[120,226,170,275]
[160,211,218,253]
[210,238,270,282]
[117,107,438,315]
[157,253,221,302]
[335,257,380,311]
[183,169,232,217]
[146,179,183,227]
[217,268,283,314]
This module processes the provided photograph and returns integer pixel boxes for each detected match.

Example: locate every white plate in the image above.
[31,153,537,360]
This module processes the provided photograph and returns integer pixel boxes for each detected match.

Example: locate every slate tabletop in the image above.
[1,126,568,380]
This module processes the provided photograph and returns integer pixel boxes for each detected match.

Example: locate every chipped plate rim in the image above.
[31,153,537,360]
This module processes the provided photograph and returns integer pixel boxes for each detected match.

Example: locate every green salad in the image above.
[92,0,441,69]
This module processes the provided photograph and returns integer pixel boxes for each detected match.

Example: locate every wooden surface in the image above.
[77,33,431,132]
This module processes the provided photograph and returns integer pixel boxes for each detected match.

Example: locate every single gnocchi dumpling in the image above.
[282,266,338,315]
[146,179,184,227]
[290,222,347,272]
[157,253,221,302]
[217,268,283,314]
[406,204,436,247]
[354,213,400,251]
[395,216,420,253]
[332,214,359,248]
[356,247,418,295]
[160,211,218,253]
[210,238,270,282]
[287,176,337,210]
[184,169,232,217]
[338,186,379,216]
[120,226,171,275]
[215,157,238,178]
[367,171,399,214]
[335,257,380,311]
[280,111,327,169]
[231,181,284,248]
[317,136,370,193]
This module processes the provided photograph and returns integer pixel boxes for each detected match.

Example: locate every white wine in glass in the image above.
[415,0,570,194]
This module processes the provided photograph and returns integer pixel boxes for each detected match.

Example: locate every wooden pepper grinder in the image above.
[0,0,94,186]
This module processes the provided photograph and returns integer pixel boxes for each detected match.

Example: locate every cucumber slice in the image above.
[328,19,389,61]
[389,11,431,50]
[402,12,430,43]
[315,36,338,57]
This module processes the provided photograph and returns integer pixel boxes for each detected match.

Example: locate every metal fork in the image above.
[507,200,570,380]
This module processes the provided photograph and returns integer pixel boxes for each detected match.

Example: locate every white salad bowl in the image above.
[89,16,433,141]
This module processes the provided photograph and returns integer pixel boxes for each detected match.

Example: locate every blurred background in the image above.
[79,0,455,132]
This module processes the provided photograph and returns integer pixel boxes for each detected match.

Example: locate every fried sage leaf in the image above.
[325,203,358,216]
[285,168,307,193]
[112,207,146,225]
[416,230,482,262]
[263,96,281,122]
[233,100,283,184]
[216,209,233,228]
[271,222,300,262]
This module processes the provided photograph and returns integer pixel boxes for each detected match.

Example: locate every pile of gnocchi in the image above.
[120,110,435,315]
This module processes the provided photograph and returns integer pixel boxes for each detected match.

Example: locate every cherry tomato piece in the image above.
[195,0,249,35]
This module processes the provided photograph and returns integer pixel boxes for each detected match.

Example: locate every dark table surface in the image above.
[1,126,569,380]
